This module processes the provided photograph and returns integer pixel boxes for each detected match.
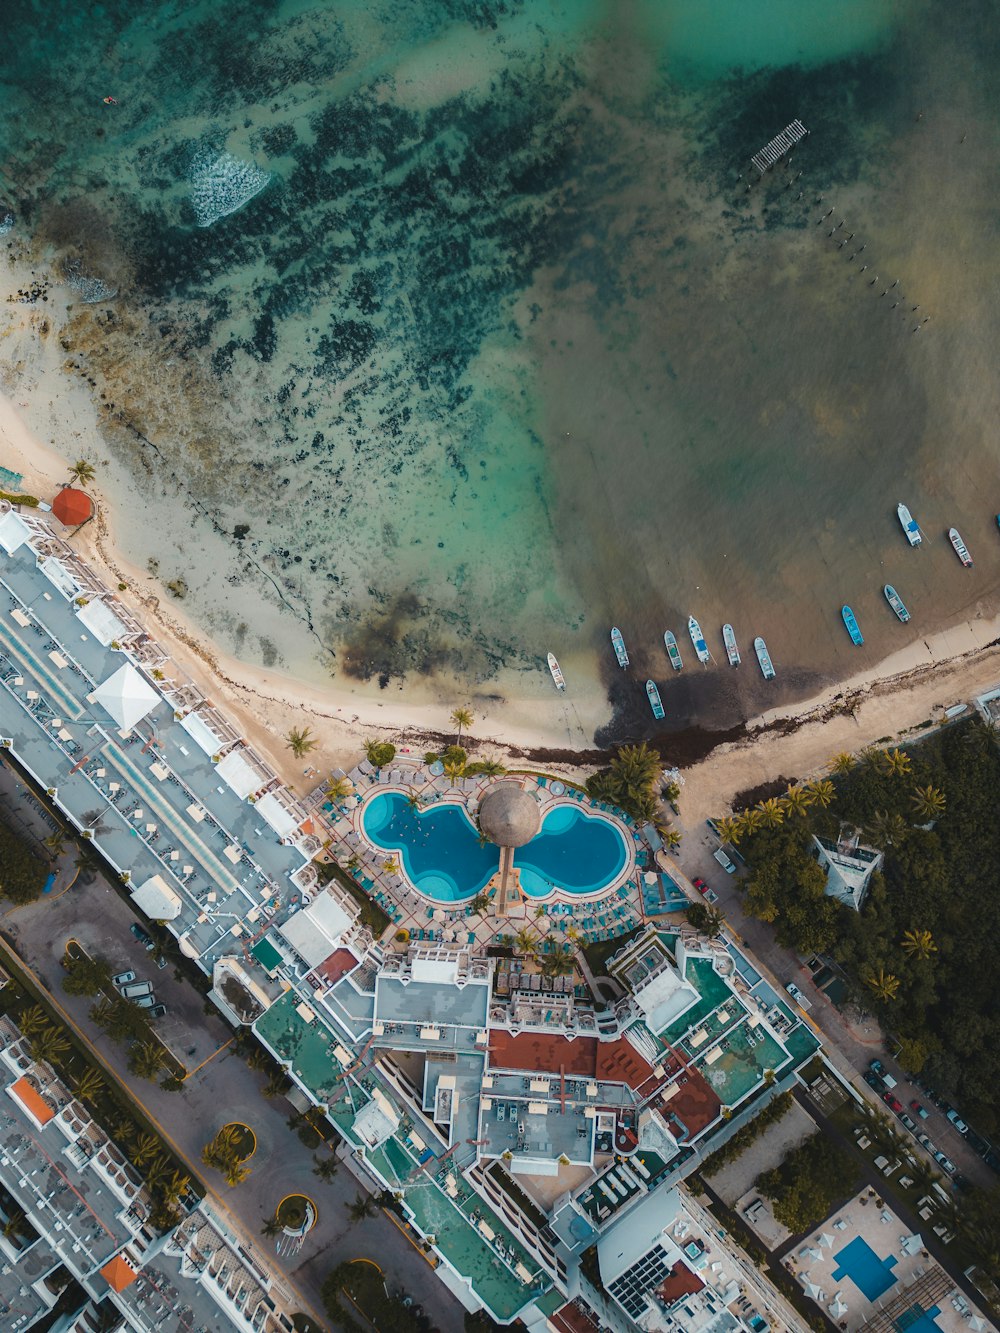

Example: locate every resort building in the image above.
[810,833,883,911]
[0,500,821,1328]
[0,1014,299,1333]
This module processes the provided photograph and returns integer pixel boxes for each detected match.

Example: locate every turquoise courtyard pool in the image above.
[362,792,630,901]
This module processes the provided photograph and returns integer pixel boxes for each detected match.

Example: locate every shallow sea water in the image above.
[2,0,1000,739]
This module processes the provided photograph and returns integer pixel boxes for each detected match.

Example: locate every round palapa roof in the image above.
[52,487,94,526]
[478,783,540,848]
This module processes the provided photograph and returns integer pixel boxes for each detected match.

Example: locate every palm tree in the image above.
[29,1026,70,1065]
[285,727,319,759]
[381,856,400,876]
[222,1159,251,1187]
[739,808,764,837]
[783,785,812,817]
[131,1132,161,1167]
[73,1068,105,1105]
[470,892,491,915]
[866,809,907,848]
[911,785,946,821]
[540,942,575,979]
[260,1212,283,1238]
[901,929,937,961]
[474,759,506,776]
[512,927,538,957]
[325,777,353,805]
[757,797,785,828]
[860,746,886,771]
[661,829,681,850]
[128,1041,167,1081]
[804,778,836,808]
[450,708,473,743]
[883,748,912,776]
[263,1071,290,1099]
[68,459,96,486]
[443,758,465,784]
[1,1209,26,1241]
[405,791,424,812]
[348,1193,377,1221]
[89,997,115,1030]
[18,1004,49,1037]
[828,752,856,775]
[313,1154,339,1182]
[907,1155,942,1195]
[715,817,742,845]
[161,1169,191,1204]
[864,967,900,1003]
[42,830,66,860]
[142,1155,171,1192]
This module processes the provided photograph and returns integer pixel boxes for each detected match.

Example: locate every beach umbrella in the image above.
[803,1281,823,1300]
[818,1232,835,1250]
[51,486,94,526]
[829,1298,848,1318]
[968,1317,986,1330]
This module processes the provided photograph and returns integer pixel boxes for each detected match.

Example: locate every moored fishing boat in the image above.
[646,680,665,720]
[883,585,910,623]
[547,652,566,690]
[663,630,683,671]
[842,605,864,645]
[688,615,712,665]
[722,624,741,667]
[948,527,973,567]
[897,502,922,547]
[611,626,629,668]
[754,636,775,680]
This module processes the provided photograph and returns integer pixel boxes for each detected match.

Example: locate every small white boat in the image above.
[754,636,775,680]
[663,630,683,671]
[688,616,712,665]
[547,653,566,691]
[611,627,629,668]
[948,527,973,567]
[722,624,740,667]
[897,503,922,547]
[646,680,665,720]
[884,585,910,623]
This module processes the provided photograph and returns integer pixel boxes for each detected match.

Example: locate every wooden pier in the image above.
[751,119,808,174]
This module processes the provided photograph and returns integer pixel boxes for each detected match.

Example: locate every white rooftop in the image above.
[631,962,700,1035]
[76,598,129,647]
[598,1187,683,1284]
[277,889,353,968]
[90,663,160,730]
[216,749,259,799]
[256,790,299,838]
[0,509,30,554]
[179,710,226,756]
[353,1091,399,1148]
[131,873,182,921]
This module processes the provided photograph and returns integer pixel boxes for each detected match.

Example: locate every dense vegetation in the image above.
[727,718,1000,1133]
[757,1133,859,1232]
[0,819,47,904]
[587,743,680,846]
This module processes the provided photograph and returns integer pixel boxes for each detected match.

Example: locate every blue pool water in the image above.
[362,793,629,901]
[832,1237,898,1302]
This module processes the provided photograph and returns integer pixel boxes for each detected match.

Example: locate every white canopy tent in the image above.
[90,663,160,730]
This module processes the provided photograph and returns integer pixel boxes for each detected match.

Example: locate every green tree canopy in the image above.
[757,1133,859,1232]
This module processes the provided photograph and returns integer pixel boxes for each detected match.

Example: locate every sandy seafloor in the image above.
[2,0,1000,749]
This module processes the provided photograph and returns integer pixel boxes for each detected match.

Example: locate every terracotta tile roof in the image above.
[313,947,358,986]
[100,1252,139,1292]
[488,1030,598,1077]
[595,1038,657,1091]
[551,1302,601,1333]
[10,1076,55,1126]
[659,1063,720,1139]
[658,1259,704,1305]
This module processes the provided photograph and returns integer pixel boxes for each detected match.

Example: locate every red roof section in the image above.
[10,1075,55,1126]
[313,947,358,987]
[100,1253,139,1292]
[657,1064,721,1139]
[52,487,94,526]
[658,1260,705,1305]
[488,1031,661,1092]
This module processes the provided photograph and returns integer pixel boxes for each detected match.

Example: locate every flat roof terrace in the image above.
[661,954,740,1045]
[254,991,346,1102]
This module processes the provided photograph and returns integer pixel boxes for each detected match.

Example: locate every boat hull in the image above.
[897,503,922,547]
[611,627,630,668]
[646,681,665,720]
[663,631,683,671]
[547,653,566,690]
[948,528,973,567]
[754,636,775,680]
[722,624,740,667]
[688,616,711,665]
[841,605,864,645]
[883,585,910,623]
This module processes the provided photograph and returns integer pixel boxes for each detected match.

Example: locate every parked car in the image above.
[863,1071,882,1090]
[119,980,154,1000]
[883,1093,904,1114]
[910,1100,929,1119]
[693,877,709,894]
[934,1151,957,1175]
[869,1059,885,1075]
[150,1003,167,1019]
[917,1133,935,1151]
[134,993,157,1010]
[130,923,154,950]
[712,847,737,874]
[946,1109,969,1135]
[111,970,136,987]
[899,1114,917,1132]
[155,953,168,970]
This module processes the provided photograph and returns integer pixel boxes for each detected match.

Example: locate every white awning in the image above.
[256,790,299,838]
[0,510,30,554]
[39,557,79,599]
[179,710,226,756]
[216,749,259,799]
[90,663,160,730]
[76,599,129,646]
[131,873,182,921]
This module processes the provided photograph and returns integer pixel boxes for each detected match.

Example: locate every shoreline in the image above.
[4,381,1000,810]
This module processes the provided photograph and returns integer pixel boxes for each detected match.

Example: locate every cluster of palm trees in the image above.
[862,929,937,1002]
[831,747,947,826]
[508,926,576,978]
[19,1004,70,1066]
[201,1123,253,1188]
[714,778,836,844]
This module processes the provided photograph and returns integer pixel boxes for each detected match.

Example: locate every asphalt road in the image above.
[0,763,464,1332]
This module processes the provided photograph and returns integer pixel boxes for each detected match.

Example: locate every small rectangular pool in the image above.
[832,1236,898,1302]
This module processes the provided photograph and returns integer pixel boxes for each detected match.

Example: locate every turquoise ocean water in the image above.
[3,0,1000,740]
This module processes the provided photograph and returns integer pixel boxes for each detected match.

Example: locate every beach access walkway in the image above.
[752,119,807,174]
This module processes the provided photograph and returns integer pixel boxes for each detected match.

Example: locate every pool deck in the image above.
[316,765,651,952]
